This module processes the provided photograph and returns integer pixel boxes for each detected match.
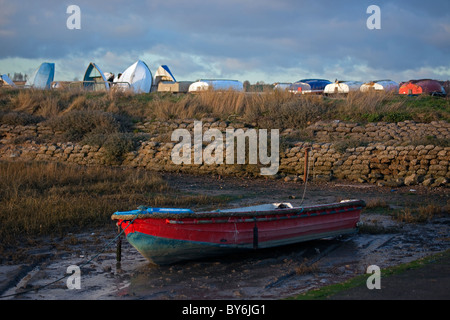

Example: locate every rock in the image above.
[422,178,434,187]
[431,177,448,188]
[384,178,405,187]
[404,174,422,186]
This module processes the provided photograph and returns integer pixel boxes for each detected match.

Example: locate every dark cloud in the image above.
[0,0,449,82]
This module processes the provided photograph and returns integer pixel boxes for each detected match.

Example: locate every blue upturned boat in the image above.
[25,63,55,89]
[296,79,332,94]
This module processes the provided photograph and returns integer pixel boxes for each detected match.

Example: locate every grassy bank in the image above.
[0,161,232,260]
[1,88,449,131]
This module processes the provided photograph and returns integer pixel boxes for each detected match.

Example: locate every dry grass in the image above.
[9,89,74,118]
[295,261,319,275]
[365,198,389,210]
[1,87,449,131]
[0,161,231,255]
[392,204,446,223]
[337,90,401,116]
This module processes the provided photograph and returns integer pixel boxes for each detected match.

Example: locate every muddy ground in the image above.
[0,173,449,300]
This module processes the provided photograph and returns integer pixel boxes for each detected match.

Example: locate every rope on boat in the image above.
[299,147,312,206]
[0,213,140,299]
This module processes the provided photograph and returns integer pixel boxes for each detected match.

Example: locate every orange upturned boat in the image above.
[399,79,446,96]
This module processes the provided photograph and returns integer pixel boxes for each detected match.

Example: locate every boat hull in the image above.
[399,79,446,96]
[126,227,358,265]
[25,63,55,89]
[114,60,152,93]
[113,200,364,265]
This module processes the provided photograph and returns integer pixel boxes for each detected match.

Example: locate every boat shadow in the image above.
[139,234,355,270]
[124,234,360,299]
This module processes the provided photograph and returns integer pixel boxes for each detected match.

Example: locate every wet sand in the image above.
[0,173,449,300]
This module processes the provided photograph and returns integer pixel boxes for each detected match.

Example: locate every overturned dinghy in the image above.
[114,60,152,93]
[83,62,109,91]
[273,83,292,91]
[360,80,399,92]
[399,79,446,96]
[25,62,55,89]
[154,65,176,86]
[297,79,332,94]
[288,82,311,94]
[188,79,244,92]
[153,65,192,93]
[0,74,17,88]
[324,80,363,94]
[157,81,193,93]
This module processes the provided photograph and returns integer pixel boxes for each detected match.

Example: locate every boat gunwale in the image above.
[111,200,365,221]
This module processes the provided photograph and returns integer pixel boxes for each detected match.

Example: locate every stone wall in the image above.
[305,120,449,145]
[0,119,449,187]
[1,119,449,144]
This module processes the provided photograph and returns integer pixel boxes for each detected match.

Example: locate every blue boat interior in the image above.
[113,207,194,216]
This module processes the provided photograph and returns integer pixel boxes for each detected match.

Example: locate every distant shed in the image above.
[158,81,193,93]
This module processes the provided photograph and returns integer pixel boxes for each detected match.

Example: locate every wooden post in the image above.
[116,225,122,263]
[304,147,310,182]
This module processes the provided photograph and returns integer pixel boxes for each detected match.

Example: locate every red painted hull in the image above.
[399,79,446,96]
[112,200,365,264]
[399,82,423,95]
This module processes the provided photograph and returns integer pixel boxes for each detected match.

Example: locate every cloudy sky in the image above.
[1,0,449,83]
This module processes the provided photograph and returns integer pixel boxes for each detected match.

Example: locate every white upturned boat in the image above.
[360,80,399,92]
[114,60,153,93]
[324,81,363,94]
[188,79,244,92]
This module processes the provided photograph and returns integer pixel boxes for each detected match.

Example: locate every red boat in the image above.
[399,79,446,96]
[111,200,365,265]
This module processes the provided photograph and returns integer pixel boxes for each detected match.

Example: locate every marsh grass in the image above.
[364,198,390,210]
[0,161,231,255]
[295,261,319,275]
[359,198,447,233]
[1,88,448,130]
[392,204,445,223]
